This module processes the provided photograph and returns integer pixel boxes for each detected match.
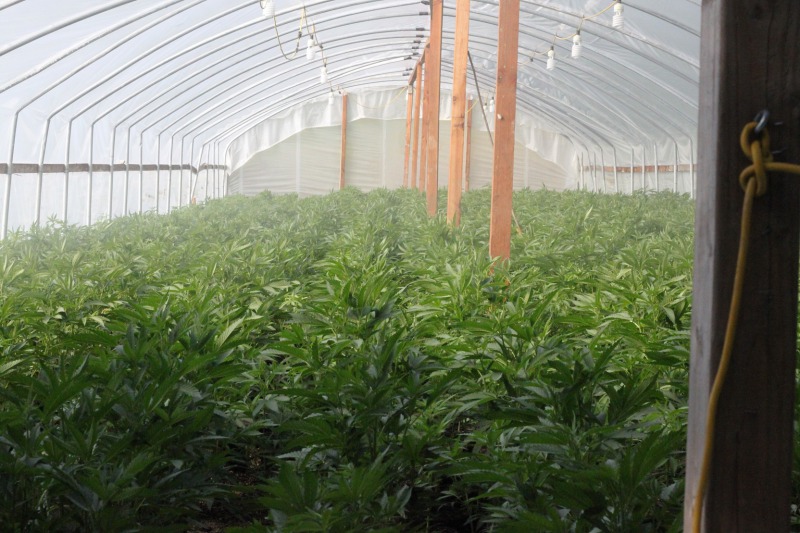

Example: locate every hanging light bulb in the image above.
[260,0,274,18]
[571,31,582,59]
[328,91,335,105]
[320,65,328,84]
[613,1,624,29]
[546,46,556,71]
[488,97,495,114]
[306,37,316,60]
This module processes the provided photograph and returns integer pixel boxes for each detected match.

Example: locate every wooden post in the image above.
[339,93,348,190]
[411,62,423,190]
[446,0,470,226]
[425,0,443,216]
[403,87,413,188]
[420,45,430,194]
[488,0,520,260]
[684,2,800,531]
[465,98,473,192]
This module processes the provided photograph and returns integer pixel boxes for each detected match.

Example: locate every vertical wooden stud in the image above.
[411,62,424,190]
[684,1,800,531]
[446,0,470,226]
[425,0,443,216]
[403,87,413,188]
[465,98,474,192]
[339,93,348,190]
[420,46,430,194]
[488,0,520,260]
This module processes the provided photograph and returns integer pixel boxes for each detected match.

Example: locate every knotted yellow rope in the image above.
[692,118,800,532]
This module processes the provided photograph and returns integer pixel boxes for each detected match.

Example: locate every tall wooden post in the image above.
[339,93,348,190]
[403,87,413,188]
[425,0,443,216]
[465,98,473,192]
[411,62,423,190]
[684,2,800,531]
[488,0,520,260]
[420,44,431,194]
[446,0,470,226]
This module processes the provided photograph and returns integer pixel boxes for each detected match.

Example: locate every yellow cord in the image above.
[270,6,307,61]
[691,121,800,532]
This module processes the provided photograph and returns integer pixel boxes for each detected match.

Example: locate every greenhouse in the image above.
[0,1,798,531]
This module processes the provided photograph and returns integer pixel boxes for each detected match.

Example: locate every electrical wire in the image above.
[690,119,800,532]
[268,5,307,61]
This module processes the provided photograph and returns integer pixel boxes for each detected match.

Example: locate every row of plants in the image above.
[1,188,695,531]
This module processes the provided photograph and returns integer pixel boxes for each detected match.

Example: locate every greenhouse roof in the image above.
[0,0,700,234]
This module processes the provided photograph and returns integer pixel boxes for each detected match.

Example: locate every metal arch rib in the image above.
[0,0,138,57]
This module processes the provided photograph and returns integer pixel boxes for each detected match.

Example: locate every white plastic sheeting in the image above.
[230,87,576,195]
[0,0,699,236]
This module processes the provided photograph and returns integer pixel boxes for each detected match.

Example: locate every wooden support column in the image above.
[339,93,348,190]
[465,98,473,192]
[446,0,470,226]
[488,0,520,260]
[425,0,443,216]
[420,45,430,193]
[684,1,800,531]
[411,62,424,190]
[403,87,413,188]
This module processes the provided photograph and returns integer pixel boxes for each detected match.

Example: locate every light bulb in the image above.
[488,97,495,113]
[328,91,335,105]
[546,47,555,71]
[261,0,274,18]
[613,2,624,29]
[571,33,582,59]
[306,38,316,60]
[320,66,328,84]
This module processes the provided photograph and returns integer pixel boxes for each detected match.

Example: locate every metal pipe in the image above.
[0,0,187,93]
[641,145,647,191]
[108,126,118,216]
[612,146,619,192]
[673,139,679,192]
[34,119,52,226]
[138,134,144,214]
[689,137,695,197]
[654,142,659,192]
[0,0,138,57]
[630,146,634,194]
[599,148,606,194]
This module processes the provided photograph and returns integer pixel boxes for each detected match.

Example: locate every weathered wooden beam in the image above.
[411,62,423,190]
[465,98,473,192]
[446,0,470,226]
[488,0,520,260]
[425,0,443,216]
[684,1,800,531]
[339,93,348,190]
[403,87,413,188]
